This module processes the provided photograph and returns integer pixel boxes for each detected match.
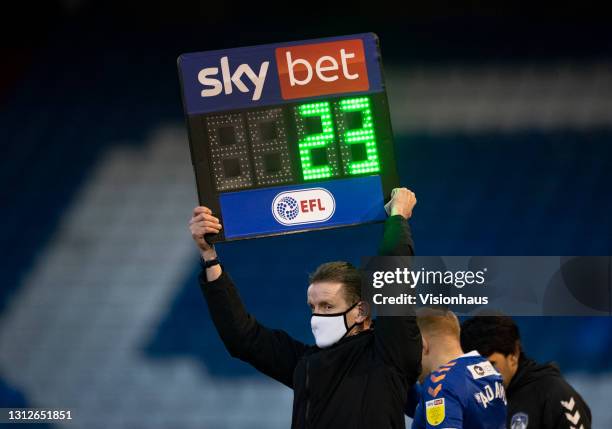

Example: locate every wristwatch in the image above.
[200,257,221,269]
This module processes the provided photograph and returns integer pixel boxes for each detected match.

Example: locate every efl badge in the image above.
[511,412,529,429]
[426,398,445,426]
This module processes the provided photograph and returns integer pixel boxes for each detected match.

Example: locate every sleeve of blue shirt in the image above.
[416,379,465,429]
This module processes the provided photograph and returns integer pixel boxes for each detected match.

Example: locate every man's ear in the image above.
[422,335,429,355]
[510,340,521,365]
[356,301,370,323]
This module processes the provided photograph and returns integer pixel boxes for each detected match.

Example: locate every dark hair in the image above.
[309,261,361,306]
[460,316,521,357]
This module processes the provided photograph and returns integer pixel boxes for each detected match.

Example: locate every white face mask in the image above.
[311,302,360,348]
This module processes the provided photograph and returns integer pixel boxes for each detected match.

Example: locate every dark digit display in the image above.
[206,113,253,191]
[246,107,294,186]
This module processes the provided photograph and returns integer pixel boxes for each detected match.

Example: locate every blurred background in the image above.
[1,2,611,428]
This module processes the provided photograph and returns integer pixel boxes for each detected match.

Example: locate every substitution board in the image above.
[178,33,399,242]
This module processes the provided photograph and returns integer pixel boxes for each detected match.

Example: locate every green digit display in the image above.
[295,101,340,181]
[336,96,380,175]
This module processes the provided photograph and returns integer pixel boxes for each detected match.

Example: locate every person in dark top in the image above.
[188,187,422,429]
[460,315,592,429]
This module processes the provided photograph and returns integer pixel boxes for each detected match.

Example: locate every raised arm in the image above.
[374,189,422,383]
[379,187,416,256]
[190,207,308,388]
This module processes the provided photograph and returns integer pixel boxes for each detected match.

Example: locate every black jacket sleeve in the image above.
[543,377,592,429]
[374,215,422,382]
[378,214,415,256]
[199,269,308,388]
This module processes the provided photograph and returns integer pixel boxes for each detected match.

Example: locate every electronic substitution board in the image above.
[178,33,399,242]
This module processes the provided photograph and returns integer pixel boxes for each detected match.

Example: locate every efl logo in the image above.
[275,39,369,100]
[272,188,336,226]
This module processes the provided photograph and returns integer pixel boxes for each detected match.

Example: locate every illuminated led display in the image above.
[336,97,380,175]
[294,101,340,181]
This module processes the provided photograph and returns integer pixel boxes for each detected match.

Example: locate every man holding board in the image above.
[189,187,421,428]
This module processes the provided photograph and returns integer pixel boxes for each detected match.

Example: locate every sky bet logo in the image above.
[272,188,336,226]
[194,38,369,103]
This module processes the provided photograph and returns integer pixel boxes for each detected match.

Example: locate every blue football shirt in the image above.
[412,351,507,429]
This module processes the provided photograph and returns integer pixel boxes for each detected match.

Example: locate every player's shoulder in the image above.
[434,354,501,391]
[461,354,503,383]
[423,353,504,397]
[457,353,507,410]
[419,359,472,428]
[422,360,463,401]
[420,353,507,427]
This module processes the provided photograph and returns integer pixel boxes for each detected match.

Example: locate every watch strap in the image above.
[201,257,220,269]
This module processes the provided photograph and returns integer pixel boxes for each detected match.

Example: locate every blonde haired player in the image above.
[408,308,506,429]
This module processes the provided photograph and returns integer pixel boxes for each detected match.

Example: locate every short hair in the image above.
[460,316,521,357]
[416,307,460,339]
[309,261,361,306]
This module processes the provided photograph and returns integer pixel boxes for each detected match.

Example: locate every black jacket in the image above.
[506,354,591,429]
[199,215,422,429]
